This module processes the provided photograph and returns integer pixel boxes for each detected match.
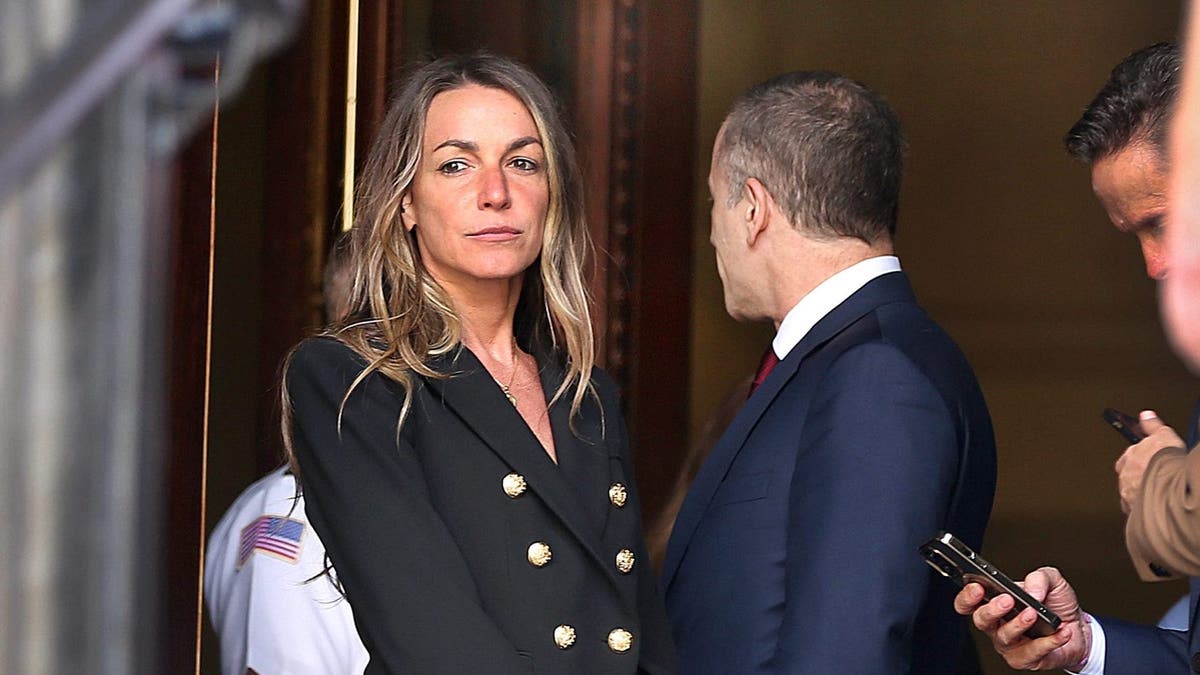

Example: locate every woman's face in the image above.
[404,85,549,289]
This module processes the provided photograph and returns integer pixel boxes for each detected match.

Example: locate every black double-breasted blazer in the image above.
[287,337,677,674]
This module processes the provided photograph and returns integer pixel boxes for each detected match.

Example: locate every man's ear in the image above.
[743,177,772,247]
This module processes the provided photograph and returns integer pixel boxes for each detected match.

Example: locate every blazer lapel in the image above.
[420,347,621,593]
[539,358,612,539]
[662,271,916,590]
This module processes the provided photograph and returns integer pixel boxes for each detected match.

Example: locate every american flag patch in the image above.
[237,516,305,568]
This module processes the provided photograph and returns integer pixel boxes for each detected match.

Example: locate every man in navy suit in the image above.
[662,70,997,673]
[955,43,1200,675]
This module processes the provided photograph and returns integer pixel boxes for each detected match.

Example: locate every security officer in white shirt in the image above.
[205,236,365,674]
[204,466,369,675]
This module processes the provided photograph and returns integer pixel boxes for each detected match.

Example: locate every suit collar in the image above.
[419,346,623,594]
[773,257,902,359]
[662,272,918,590]
[765,271,915,397]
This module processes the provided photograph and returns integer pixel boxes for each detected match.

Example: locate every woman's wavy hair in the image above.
[282,53,596,464]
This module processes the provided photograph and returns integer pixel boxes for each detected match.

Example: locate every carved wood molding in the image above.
[574,0,642,386]
[606,0,643,386]
[574,0,697,521]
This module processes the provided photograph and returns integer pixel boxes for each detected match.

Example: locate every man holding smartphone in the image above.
[957,43,1200,673]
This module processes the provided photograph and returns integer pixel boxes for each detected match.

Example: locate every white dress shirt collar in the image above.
[772,255,902,360]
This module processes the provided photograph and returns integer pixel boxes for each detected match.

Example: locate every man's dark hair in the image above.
[716,70,906,243]
[1065,42,1180,164]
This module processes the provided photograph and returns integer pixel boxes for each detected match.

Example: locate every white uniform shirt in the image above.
[204,467,369,674]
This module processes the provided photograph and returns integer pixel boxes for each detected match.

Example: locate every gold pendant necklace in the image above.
[501,375,518,406]
[500,342,518,407]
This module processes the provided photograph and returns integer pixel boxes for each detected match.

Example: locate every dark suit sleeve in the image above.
[766,342,958,673]
[1098,616,1189,673]
[601,377,680,675]
[286,339,531,674]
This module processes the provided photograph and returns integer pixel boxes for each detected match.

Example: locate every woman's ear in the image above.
[400,193,415,231]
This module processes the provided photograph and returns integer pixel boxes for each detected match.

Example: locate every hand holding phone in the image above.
[1102,407,1147,444]
[920,531,1061,638]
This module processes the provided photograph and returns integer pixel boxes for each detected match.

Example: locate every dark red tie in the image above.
[749,346,780,397]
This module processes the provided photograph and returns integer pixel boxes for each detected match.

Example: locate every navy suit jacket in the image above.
[663,271,997,674]
[1101,402,1200,674]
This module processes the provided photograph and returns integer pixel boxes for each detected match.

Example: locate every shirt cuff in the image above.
[1066,613,1105,675]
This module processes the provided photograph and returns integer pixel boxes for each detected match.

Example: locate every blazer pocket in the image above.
[710,470,772,507]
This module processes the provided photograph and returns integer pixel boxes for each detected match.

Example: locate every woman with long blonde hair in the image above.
[283,54,676,674]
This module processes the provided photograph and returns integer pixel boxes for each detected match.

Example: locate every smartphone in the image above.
[1102,407,1147,444]
[920,531,1062,638]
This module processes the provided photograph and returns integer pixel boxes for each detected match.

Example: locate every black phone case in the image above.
[1102,407,1147,444]
[920,531,1062,638]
